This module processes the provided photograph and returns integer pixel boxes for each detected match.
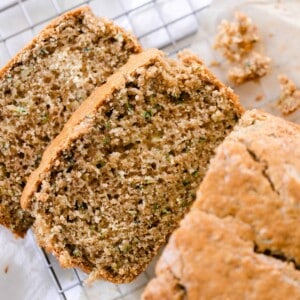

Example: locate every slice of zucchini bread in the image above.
[21,49,243,283]
[195,110,300,265]
[142,211,300,300]
[0,6,141,236]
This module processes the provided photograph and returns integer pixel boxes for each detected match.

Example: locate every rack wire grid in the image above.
[0,0,211,299]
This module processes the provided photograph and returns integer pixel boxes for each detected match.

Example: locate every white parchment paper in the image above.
[0,228,59,300]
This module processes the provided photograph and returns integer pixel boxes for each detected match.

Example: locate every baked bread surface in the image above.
[196,109,300,264]
[143,110,300,299]
[143,211,300,300]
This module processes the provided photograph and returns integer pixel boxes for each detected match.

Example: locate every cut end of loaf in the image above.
[143,110,300,299]
[22,49,242,282]
[0,6,141,236]
[195,109,300,265]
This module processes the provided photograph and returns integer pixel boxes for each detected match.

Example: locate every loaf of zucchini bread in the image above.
[21,49,243,283]
[143,110,300,299]
[195,109,300,264]
[0,6,141,236]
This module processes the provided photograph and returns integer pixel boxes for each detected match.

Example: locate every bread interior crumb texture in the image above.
[29,53,241,282]
[0,7,140,235]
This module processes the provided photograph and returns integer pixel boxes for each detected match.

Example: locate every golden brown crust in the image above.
[143,210,300,300]
[143,110,300,299]
[21,49,162,209]
[198,110,300,263]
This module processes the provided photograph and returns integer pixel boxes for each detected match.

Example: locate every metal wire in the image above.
[1,1,210,299]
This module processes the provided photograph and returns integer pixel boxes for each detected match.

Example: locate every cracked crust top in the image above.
[143,110,300,299]
[196,109,300,264]
[21,49,162,210]
[143,210,300,300]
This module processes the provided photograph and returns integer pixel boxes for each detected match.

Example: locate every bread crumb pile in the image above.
[214,11,259,62]
[228,51,270,84]
[214,12,271,84]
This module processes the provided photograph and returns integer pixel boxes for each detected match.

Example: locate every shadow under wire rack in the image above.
[0,0,211,299]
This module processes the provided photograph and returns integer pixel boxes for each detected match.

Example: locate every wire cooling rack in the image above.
[0,0,211,299]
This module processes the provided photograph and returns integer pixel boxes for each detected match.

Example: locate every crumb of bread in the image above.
[4,265,9,274]
[214,12,260,62]
[142,110,300,299]
[214,11,271,85]
[209,60,220,67]
[276,75,300,115]
[255,94,264,101]
[228,52,271,84]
